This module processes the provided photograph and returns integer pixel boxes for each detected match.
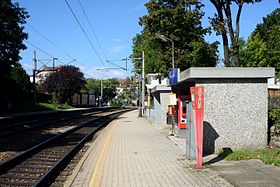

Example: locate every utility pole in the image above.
[141,51,145,116]
[53,57,58,71]
[32,50,37,111]
[99,79,103,107]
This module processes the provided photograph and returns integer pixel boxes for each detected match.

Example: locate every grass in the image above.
[9,102,75,114]
[36,103,57,111]
[218,148,280,167]
[37,103,75,111]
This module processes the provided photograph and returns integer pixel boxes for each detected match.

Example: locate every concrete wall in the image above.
[196,78,268,153]
[153,91,170,127]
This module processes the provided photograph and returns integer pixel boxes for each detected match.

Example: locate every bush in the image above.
[109,99,121,106]
[269,109,280,137]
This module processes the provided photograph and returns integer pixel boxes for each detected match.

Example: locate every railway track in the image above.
[0,108,131,186]
[0,108,118,163]
[0,107,115,137]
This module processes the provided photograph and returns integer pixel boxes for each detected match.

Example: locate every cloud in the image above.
[109,45,127,53]
[80,66,129,79]
[113,38,122,42]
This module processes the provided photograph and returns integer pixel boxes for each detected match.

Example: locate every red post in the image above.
[190,86,204,168]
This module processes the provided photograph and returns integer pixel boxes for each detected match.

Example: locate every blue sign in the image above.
[168,68,180,85]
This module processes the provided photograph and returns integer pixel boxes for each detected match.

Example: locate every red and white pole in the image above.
[190,86,204,168]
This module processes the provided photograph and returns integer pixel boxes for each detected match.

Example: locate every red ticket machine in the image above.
[177,95,189,129]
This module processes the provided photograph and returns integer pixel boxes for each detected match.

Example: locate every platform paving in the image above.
[67,110,232,187]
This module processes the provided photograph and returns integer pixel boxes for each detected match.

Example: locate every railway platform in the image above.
[66,110,231,187]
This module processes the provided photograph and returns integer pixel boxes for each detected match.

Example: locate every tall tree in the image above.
[0,0,29,112]
[83,78,118,102]
[241,8,280,78]
[42,65,85,104]
[131,0,219,77]
[209,0,261,67]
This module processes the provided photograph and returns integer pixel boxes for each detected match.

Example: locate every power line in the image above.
[25,41,67,66]
[78,0,109,61]
[25,41,54,58]
[27,23,76,61]
[64,0,105,67]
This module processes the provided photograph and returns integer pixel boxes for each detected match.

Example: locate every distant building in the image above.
[146,73,168,90]
[30,65,62,84]
[268,77,280,97]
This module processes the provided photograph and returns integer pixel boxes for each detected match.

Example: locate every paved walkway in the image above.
[205,156,280,187]
[67,110,232,187]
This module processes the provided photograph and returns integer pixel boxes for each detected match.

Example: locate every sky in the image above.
[14,0,279,79]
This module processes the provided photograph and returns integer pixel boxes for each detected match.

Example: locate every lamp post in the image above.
[156,33,174,69]
[129,51,145,117]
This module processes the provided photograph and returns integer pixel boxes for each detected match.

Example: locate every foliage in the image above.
[42,65,85,104]
[131,0,219,77]
[50,92,60,107]
[83,78,118,103]
[0,0,29,113]
[243,33,268,66]
[10,64,32,94]
[110,92,132,106]
[209,0,262,66]
[269,109,280,137]
[7,101,74,113]
[9,64,32,112]
[241,8,280,78]
[181,41,219,68]
[83,78,100,95]
[109,99,120,106]
[0,0,28,70]
[37,103,74,111]
[218,148,280,167]
[36,103,57,111]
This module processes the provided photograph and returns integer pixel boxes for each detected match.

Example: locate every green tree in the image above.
[84,78,101,95]
[242,8,280,78]
[84,78,118,103]
[111,91,132,107]
[10,64,32,94]
[209,0,262,67]
[102,78,118,102]
[42,65,85,104]
[0,0,29,112]
[131,0,219,77]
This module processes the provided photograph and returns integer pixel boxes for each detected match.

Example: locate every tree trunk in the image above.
[210,0,230,66]
[224,0,242,66]
[234,1,243,67]
[222,33,230,66]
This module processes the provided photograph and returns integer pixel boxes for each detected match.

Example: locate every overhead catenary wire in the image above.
[26,24,88,67]
[64,0,106,67]
[25,41,54,58]
[77,0,121,77]
[78,0,109,62]
[27,23,76,61]
[25,40,67,66]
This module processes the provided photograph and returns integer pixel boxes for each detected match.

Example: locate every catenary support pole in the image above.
[99,79,103,107]
[33,50,37,111]
[141,51,145,116]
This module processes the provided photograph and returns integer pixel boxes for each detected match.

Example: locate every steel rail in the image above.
[0,109,132,186]
[0,107,116,138]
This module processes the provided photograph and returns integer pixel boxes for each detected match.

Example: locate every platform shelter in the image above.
[150,85,171,127]
[170,67,274,155]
